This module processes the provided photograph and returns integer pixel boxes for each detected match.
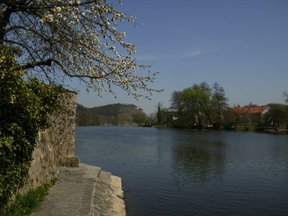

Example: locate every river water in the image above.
[75,126,288,216]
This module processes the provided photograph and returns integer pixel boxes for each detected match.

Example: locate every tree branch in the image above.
[21,59,52,70]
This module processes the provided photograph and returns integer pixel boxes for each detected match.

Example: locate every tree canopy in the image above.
[0,0,159,98]
[170,82,228,129]
[263,103,288,130]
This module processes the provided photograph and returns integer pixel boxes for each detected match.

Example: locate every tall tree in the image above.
[211,82,228,128]
[284,91,288,104]
[194,82,213,126]
[264,104,288,130]
[170,91,183,112]
[172,83,213,128]
[180,87,199,127]
[0,0,159,98]
[157,102,166,125]
[170,82,229,129]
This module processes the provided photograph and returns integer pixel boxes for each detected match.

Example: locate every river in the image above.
[75,126,288,216]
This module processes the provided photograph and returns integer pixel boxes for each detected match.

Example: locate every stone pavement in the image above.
[31,163,126,216]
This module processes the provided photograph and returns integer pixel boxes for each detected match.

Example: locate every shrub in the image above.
[0,45,62,212]
[4,179,56,216]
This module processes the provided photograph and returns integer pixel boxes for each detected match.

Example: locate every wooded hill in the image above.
[76,103,145,126]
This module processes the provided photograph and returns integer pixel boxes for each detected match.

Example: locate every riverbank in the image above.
[150,124,288,135]
[31,163,126,216]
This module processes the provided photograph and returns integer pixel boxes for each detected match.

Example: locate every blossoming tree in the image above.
[0,0,159,98]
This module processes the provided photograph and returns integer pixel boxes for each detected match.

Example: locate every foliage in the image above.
[170,91,183,113]
[170,82,228,129]
[263,104,288,130]
[284,91,288,104]
[3,179,56,216]
[0,45,61,212]
[211,82,228,129]
[1,0,160,99]
[132,113,149,126]
[168,83,288,132]
[221,108,236,130]
[156,103,169,125]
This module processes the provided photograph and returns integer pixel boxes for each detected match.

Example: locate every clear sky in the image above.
[77,0,288,114]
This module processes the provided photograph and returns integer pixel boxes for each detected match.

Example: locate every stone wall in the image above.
[20,91,79,192]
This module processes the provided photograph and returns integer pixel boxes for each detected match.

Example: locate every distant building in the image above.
[233,106,270,115]
[233,105,270,128]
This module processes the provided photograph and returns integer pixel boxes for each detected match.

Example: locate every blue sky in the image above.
[77,0,288,114]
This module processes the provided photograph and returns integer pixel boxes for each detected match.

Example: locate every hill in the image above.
[76,103,146,126]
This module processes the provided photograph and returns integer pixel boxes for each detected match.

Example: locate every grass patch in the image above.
[4,179,56,216]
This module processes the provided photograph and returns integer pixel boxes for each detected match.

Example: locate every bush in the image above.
[4,179,56,216]
[0,45,62,212]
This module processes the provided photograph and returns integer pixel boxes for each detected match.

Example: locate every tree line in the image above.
[156,82,228,129]
[154,82,288,132]
[76,103,146,126]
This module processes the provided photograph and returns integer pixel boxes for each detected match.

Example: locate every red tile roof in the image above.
[233,106,269,115]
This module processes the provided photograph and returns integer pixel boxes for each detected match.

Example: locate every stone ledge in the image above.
[31,163,126,216]
[59,156,80,167]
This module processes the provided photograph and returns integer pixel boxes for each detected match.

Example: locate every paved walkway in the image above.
[31,163,126,216]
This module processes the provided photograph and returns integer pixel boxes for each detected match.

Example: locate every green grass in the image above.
[4,180,55,216]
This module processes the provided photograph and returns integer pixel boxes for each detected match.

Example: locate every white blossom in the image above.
[1,0,162,99]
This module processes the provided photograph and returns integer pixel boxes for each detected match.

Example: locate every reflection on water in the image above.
[173,140,225,183]
[76,126,288,216]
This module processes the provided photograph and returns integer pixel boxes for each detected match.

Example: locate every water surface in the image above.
[76,126,288,216]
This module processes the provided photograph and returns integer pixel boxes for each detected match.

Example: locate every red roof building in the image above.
[233,106,270,115]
